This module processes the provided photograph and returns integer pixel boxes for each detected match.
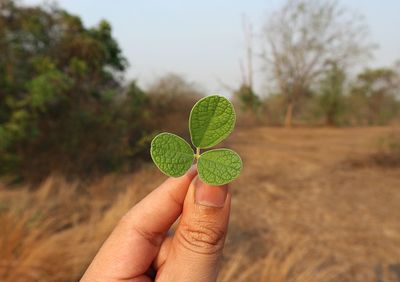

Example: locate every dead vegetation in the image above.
[1,127,400,282]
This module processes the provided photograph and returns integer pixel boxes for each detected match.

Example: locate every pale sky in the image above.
[23,0,400,95]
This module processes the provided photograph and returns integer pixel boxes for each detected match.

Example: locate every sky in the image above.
[24,0,400,95]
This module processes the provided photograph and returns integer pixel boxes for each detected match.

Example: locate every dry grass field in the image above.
[1,126,400,282]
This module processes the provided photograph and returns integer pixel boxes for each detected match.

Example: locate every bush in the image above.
[146,73,204,135]
[373,131,400,166]
[346,68,400,126]
[0,1,154,181]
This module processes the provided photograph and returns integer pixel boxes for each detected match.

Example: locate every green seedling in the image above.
[150,95,242,185]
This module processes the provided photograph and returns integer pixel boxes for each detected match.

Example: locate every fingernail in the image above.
[194,177,228,208]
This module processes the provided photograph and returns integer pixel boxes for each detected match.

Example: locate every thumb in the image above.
[157,176,230,282]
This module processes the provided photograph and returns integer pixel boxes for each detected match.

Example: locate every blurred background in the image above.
[0,0,399,281]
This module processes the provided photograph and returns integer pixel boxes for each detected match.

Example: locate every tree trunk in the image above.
[326,109,335,126]
[284,101,293,128]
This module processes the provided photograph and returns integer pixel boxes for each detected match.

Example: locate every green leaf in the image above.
[189,95,236,149]
[150,132,194,177]
[197,149,242,185]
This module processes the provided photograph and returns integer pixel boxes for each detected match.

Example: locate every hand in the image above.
[81,166,231,282]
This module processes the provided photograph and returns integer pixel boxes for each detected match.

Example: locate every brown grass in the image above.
[1,127,400,281]
[0,170,158,282]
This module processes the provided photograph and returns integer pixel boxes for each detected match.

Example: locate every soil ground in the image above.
[223,126,400,281]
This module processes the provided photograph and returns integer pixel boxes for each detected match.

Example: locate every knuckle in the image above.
[118,213,163,247]
[177,220,226,255]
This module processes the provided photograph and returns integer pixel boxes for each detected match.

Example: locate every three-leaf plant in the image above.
[150,95,242,185]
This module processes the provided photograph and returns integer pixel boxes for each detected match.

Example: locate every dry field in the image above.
[1,126,400,282]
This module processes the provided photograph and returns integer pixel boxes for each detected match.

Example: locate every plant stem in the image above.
[195,147,201,159]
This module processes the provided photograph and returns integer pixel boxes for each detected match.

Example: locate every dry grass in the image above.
[0,170,158,282]
[1,127,400,281]
[220,235,347,282]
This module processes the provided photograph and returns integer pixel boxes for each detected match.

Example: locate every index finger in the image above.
[82,166,197,281]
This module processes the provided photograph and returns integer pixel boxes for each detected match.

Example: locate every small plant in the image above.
[150,95,243,185]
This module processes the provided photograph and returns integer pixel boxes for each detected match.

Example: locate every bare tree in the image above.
[261,0,374,127]
[241,14,254,89]
[232,15,261,119]
[218,15,254,93]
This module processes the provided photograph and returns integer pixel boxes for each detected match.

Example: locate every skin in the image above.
[81,166,230,282]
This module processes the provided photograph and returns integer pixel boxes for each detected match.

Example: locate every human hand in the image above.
[81,166,231,282]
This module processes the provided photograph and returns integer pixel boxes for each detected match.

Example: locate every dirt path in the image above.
[224,126,400,281]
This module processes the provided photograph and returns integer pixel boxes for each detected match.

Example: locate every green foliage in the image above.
[151,95,242,185]
[150,133,194,177]
[233,84,261,116]
[28,69,72,112]
[0,1,151,180]
[197,149,242,185]
[348,68,400,125]
[189,95,236,148]
[126,81,148,113]
[318,62,346,125]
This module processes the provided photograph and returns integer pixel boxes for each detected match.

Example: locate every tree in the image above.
[0,0,131,178]
[261,0,373,127]
[349,68,400,125]
[233,84,261,116]
[235,15,261,118]
[147,73,204,133]
[318,62,346,125]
